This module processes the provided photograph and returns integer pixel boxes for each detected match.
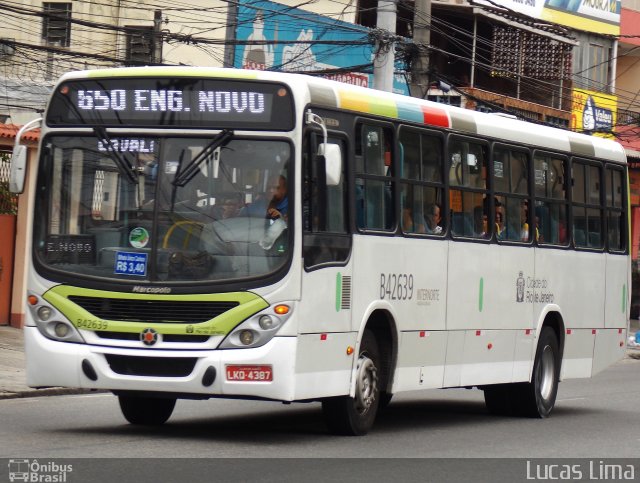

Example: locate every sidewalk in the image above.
[0,325,96,399]
[1,321,639,400]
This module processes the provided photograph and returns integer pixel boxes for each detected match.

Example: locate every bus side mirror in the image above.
[9,117,41,194]
[319,143,342,186]
[9,144,27,194]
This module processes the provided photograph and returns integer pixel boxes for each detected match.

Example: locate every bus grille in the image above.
[68,296,238,323]
[105,354,197,377]
[95,331,210,343]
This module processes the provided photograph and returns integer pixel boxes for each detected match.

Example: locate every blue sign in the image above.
[115,251,148,276]
[582,96,613,132]
[234,0,409,95]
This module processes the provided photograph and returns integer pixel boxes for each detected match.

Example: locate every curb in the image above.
[0,388,105,400]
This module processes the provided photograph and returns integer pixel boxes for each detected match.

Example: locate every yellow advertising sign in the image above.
[570,89,617,139]
[475,0,620,36]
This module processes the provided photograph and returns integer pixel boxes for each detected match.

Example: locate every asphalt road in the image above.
[1,357,639,482]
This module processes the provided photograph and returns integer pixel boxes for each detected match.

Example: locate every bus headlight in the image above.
[219,304,292,349]
[26,292,84,343]
[239,330,255,346]
[258,315,274,330]
[37,306,53,321]
[54,322,70,338]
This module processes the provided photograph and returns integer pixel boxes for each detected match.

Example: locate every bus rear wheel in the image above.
[118,394,176,425]
[322,330,380,435]
[516,326,560,418]
[483,327,560,418]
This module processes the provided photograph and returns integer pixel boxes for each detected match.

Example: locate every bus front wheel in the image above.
[118,394,176,425]
[322,330,381,435]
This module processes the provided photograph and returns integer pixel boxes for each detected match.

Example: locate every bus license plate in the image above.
[226,365,273,382]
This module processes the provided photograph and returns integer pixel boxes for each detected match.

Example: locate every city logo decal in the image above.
[516,271,555,304]
[516,271,525,302]
[140,328,158,346]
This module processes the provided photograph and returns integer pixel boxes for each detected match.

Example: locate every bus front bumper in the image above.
[24,326,297,401]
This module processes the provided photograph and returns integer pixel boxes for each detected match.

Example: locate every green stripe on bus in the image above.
[479,277,484,312]
[336,272,342,312]
[43,285,268,336]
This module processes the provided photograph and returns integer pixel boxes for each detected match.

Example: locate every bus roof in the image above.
[56,66,627,165]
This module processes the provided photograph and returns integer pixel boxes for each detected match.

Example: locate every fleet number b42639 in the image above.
[380,273,414,300]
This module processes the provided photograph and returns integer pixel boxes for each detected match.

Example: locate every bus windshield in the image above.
[34,134,291,284]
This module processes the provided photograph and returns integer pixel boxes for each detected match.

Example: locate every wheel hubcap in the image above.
[537,345,555,401]
[354,355,378,414]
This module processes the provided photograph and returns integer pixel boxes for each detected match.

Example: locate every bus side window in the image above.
[355,124,394,231]
[449,137,488,238]
[399,128,444,235]
[606,167,626,251]
[572,159,602,249]
[534,153,568,246]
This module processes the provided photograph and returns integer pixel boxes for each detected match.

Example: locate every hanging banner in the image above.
[234,0,410,95]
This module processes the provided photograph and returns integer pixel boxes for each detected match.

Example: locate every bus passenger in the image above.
[474,206,490,238]
[534,215,542,242]
[424,203,443,234]
[402,207,425,233]
[220,197,242,219]
[266,175,288,222]
[520,201,539,242]
[496,211,505,239]
[521,201,530,241]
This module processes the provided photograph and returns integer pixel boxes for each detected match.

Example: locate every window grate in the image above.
[42,3,72,47]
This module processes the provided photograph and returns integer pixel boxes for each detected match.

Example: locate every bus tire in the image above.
[118,395,176,425]
[378,392,393,412]
[321,330,380,435]
[514,327,560,418]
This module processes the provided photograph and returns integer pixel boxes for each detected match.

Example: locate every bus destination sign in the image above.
[46,78,294,130]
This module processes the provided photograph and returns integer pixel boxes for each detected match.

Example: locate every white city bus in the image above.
[11,67,629,435]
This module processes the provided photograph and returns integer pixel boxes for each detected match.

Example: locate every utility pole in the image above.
[373,0,396,92]
[223,2,238,68]
[152,10,163,64]
[410,0,431,98]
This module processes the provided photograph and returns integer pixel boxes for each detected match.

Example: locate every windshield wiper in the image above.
[172,129,234,187]
[94,127,138,184]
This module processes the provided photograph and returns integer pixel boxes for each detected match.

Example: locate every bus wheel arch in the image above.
[321,309,398,435]
[484,312,565,418]
[363,309,398,404]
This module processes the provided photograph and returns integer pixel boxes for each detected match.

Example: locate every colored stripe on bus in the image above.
[336,88,452,129]
[450,109,477,134]
[338,90,398,119]
[309,83,338,108]
[420,104,450,128]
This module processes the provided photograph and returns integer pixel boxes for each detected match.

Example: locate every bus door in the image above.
[299,129,351,334]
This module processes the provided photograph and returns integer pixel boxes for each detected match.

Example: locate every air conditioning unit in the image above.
[0,39,15,56]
